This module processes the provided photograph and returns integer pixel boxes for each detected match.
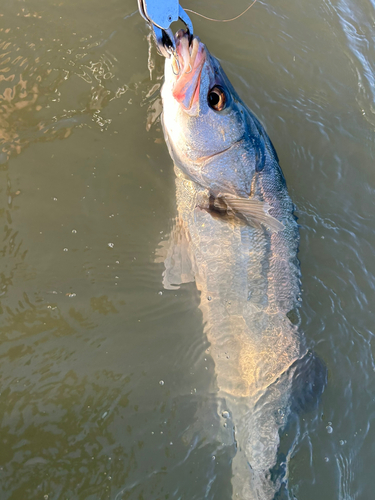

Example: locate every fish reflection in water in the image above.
[158,30,326,498]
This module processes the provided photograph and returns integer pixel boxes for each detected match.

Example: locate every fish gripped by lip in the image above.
[158,31,326,499]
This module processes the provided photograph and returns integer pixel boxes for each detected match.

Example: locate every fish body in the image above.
[160,32,324,498]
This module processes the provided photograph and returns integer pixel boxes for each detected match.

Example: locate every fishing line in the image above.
[183,0,258,23]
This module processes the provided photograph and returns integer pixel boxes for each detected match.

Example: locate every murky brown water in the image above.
[1,0,374,498]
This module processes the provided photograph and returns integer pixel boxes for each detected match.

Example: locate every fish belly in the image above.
[173,168,305,498]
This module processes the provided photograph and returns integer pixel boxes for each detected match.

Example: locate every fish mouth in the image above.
[171,32,206,110]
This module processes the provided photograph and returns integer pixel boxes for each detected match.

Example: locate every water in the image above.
[0,0,374,498]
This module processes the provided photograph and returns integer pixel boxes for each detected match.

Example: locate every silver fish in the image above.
[159,31,325,499]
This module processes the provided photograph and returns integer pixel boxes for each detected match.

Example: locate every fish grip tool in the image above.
[137,0,193,58]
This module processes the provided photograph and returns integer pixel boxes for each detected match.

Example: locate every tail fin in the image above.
[232,450,280,499]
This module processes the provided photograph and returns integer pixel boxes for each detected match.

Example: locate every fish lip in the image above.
[179,61,204,111]
[194,137,246,164]
[171,35,206,110]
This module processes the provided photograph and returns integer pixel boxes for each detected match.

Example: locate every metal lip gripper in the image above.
[138,0,194,58]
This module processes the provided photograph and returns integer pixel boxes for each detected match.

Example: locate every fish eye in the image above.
[208,86,226,111]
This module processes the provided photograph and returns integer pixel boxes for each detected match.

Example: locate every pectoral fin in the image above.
[223,195,284,232]
[155,219,196,290]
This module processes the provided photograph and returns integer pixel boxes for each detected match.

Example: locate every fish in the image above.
[159,30,326,499]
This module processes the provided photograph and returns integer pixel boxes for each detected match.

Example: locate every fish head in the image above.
[162,31,252,193]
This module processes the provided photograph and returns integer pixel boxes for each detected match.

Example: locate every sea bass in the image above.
[159,31,324,499]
